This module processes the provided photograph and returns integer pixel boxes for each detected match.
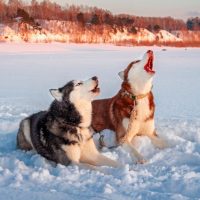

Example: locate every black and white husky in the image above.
[17,77,119,169]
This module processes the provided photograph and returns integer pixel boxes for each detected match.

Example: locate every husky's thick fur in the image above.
[92,50,167,163]
[17,77,119,169]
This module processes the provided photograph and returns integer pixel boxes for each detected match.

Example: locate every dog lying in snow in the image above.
[17,77,119,170]
[92,50,167,163]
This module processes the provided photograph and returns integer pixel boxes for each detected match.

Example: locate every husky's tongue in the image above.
[144,51,155,74]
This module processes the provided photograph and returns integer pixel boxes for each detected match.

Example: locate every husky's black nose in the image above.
[147,50,153,54]
[92,76,98,81]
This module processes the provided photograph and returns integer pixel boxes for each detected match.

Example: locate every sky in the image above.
[43,0,200,20]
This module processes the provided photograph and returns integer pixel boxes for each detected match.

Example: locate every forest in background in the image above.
[0,0,200,46]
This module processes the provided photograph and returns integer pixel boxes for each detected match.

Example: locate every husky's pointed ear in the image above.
[49,89,63,101]
[118,71,124,80]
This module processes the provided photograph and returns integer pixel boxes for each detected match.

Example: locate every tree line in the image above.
[0,0,199,32]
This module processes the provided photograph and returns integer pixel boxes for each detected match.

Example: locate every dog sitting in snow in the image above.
[92,50,167,163]
[17,77,119,170]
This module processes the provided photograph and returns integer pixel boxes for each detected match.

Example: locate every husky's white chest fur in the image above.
[122,96,155,137]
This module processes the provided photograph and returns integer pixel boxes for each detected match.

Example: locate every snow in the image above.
[0,43,200,200]
[136,28,156,43]
[156,30,182,42]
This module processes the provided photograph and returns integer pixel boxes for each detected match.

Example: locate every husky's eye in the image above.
[76,82,83,86]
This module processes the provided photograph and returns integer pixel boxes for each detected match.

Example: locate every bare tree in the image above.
[7,0,22,18]
[0,0,6,21]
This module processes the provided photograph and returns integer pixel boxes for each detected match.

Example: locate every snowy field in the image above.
[0,43,200,200]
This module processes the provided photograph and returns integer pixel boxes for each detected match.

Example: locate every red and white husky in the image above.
[92,50,167,163]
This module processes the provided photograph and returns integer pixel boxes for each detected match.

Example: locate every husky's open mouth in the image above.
[91,80,100,93]
[144,50,155,74]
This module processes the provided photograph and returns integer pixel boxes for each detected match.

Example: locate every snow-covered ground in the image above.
[0,43,200,200]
